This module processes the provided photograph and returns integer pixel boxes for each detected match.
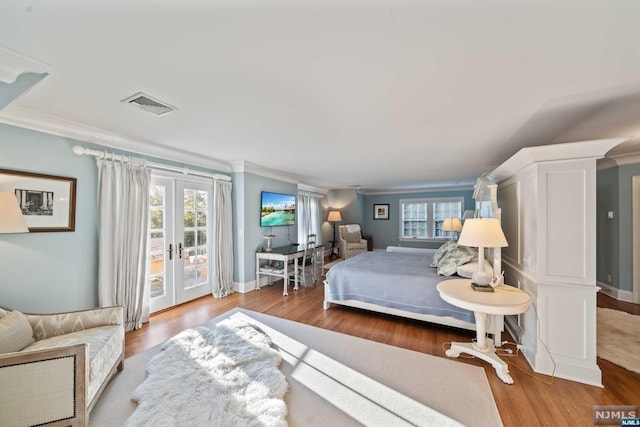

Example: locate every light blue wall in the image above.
[597,163,640,292]
[617,163,640,291]
[234,172,298,283]
[0,123,230,312]
[596,166,618,288]
[0,124,99,312]
[363,190,474,250]
[326,189,362,242]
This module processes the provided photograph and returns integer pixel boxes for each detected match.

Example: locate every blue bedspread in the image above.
[325,251,474,324]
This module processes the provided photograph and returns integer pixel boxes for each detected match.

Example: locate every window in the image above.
[400,197,463,240]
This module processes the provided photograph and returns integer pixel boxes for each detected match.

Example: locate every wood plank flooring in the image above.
[125,281,640,427]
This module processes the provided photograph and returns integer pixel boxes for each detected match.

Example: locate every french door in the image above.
[148,173,213,313]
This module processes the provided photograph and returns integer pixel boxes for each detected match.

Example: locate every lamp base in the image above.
[472,270,492,287]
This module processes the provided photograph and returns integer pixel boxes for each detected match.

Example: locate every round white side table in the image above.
[437,278,531,384]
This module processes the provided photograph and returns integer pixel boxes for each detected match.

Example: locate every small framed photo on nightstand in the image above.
[373,204,389,220]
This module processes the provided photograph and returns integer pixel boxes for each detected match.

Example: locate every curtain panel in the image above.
[97,159,150,331]
[297,192,323,244]
[212,179,234,298]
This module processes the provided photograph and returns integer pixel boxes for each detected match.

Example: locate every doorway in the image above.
[147,173,214,313]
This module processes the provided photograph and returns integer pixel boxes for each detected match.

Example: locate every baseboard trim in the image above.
[597,282,634,303]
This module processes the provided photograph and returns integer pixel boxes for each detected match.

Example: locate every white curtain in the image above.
[297,192,323,244]
[97,158,150,331]
[212,179,234,298]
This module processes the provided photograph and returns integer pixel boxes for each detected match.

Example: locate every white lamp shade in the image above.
[327,211,342,222]
[441,217,462,232]
[0,192,29,233]
[458,218,508,248]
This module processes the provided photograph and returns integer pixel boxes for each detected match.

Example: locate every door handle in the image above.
[168,243,173,260]
[178,243,183,259]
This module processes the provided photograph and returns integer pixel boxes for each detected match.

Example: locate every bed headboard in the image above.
[472,176,502,277]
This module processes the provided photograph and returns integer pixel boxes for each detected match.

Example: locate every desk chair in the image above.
[289,234,317,286]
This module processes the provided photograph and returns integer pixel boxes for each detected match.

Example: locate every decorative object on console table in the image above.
[458,218,508,288]
[373,204,389,220]
[327,210,342,260]
[0,169,76,232]
[442,217,462,241]
[263,234,275,252]
[0,192,29,233]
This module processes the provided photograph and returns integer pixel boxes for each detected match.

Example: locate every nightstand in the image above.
[436,278,531,384]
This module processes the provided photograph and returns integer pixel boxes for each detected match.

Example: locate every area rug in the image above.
[597,307,640,374]
[124,318,287,426]
[91,308,503,427]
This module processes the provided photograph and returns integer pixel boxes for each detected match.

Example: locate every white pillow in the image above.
[457,261,493,279]
[0,310,35,354]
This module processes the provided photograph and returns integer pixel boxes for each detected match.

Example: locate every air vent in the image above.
[121,92,178,116]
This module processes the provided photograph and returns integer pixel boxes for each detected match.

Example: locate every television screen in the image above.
[260,191,296,227]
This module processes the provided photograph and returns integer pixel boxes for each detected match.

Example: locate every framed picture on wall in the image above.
[373,204,389,220]
[0,169,76,232]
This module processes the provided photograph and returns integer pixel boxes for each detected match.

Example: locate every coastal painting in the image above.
[260,191,296,227]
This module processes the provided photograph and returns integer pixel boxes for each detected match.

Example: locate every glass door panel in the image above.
[148,176,175,313]
[147,175,212,314]
[176,182,212,304]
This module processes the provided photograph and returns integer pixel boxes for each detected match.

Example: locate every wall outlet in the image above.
[607,211,614,219]
[517,344,525,352]
[607,274,612,283]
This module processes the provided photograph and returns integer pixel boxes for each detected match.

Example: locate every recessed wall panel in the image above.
[546,170,586,278]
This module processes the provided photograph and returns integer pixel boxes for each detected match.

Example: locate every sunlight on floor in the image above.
[227,312,462,427]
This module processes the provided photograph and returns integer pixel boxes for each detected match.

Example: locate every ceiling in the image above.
[1,0,640,192]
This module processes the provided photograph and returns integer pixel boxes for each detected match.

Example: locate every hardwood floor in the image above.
[125,282,640,427]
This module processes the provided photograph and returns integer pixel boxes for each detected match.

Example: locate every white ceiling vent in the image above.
[121,92,178,116]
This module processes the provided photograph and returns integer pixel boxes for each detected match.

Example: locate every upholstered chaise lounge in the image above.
[0,305,125,426]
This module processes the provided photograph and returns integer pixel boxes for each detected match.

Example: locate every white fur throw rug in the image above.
[597,307,640,374]
[124,318,288,427]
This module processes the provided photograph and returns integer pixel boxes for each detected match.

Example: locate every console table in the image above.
[436,278,531,384]
[256,243,325,296]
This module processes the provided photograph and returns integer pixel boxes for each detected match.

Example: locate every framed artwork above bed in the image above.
[373,204,389,220]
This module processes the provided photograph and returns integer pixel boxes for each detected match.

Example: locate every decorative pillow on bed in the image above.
[457,261,493,279]
[436,246,476,276]
[429,240,457,268]
[343,230,362,243]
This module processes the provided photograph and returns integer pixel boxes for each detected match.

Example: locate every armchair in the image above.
[338,224,368,259]
[0,305,124,426]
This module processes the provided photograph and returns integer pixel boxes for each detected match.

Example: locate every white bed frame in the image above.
[323,177,505,346]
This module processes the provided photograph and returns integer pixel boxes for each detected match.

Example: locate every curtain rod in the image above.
[72,145,231,182]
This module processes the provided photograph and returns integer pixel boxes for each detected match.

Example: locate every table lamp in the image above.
[458,218,507,287]
[0,192,29,233]
[442,217,462,240]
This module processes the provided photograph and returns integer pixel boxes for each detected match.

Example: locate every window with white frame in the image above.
[399,197,464,240]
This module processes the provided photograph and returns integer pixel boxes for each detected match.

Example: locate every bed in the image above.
[323,177,504,344]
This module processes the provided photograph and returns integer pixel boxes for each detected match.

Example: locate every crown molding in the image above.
[487,138,629,183]
[231,160,303,184]
[0,106,232,173]
[607,151,640,167]
[0,46,50,83]
[298,183,328,195]
[361,184,474,195]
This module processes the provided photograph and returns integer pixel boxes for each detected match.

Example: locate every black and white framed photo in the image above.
[373,204,389,220]
[0,169,76,232]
